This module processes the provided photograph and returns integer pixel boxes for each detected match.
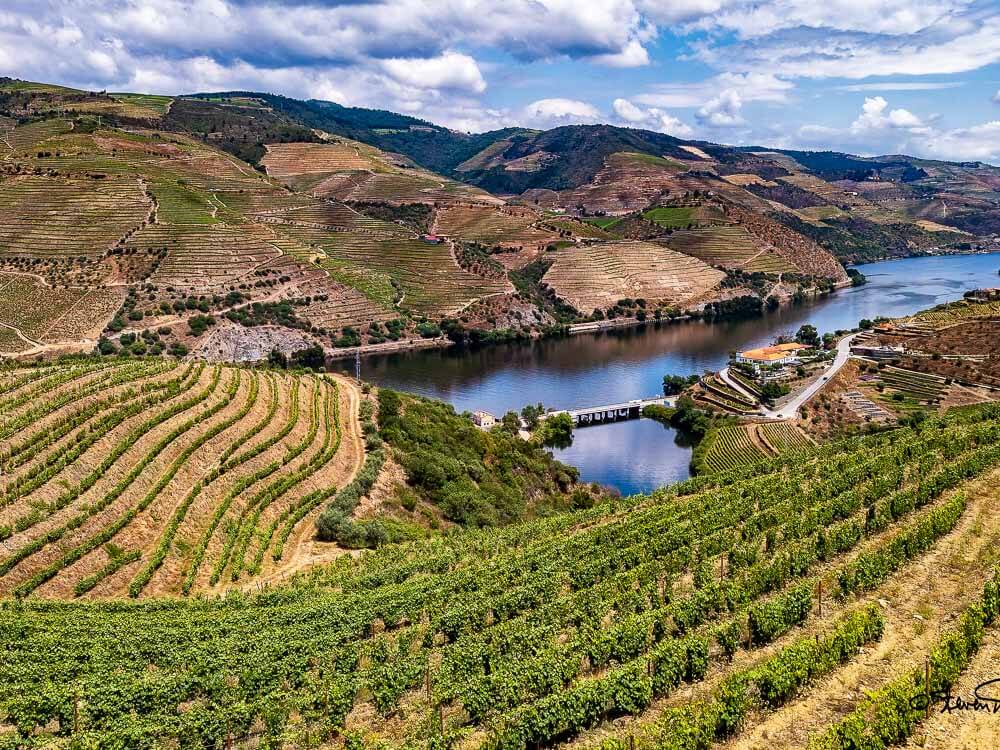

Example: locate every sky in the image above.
[3,0,1000,163]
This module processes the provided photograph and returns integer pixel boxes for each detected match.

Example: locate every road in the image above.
[717,366,759,401]
[760,332,862,419]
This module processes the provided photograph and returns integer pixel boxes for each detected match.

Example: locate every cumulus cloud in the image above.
[697,90,745,127]
[913,120,1000,162]
[0,0,657,129]
[588,39,650,68]
[849,96,928,134]
[612,98,694,136]
[381,52,486,94]
[521,98,602,127]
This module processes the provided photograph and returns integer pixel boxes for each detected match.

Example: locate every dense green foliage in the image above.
[377,389,580,526]
[1,389,998,749]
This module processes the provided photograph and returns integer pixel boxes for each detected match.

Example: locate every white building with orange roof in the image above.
[734,342,807,372]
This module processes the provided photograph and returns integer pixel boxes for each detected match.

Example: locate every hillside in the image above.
[2,396,999,747]
[0,358,591,599]
[1,77,997,360]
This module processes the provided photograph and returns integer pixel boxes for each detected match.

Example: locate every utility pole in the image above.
[355,349,361,384]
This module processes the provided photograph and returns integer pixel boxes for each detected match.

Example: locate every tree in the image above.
[499,411,521,435]
[520,403,546,430]
[536,412,574,449]
[268,348,288,369]
[663,373,700,396]
[761,382,790,403]
[795,324,820,347]
[858,318,873,330]
[291,345,325,371]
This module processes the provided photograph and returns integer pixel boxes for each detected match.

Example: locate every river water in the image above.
[336,252,1000,494]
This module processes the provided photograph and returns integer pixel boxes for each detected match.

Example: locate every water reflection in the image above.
[338,252,1000,492]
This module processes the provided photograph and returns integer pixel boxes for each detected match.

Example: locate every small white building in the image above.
[471,411,497,430]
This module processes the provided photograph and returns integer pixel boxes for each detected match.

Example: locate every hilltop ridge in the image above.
[0,78,996,360]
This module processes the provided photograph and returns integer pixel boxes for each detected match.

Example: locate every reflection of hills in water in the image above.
[336,252,1000,494]
[338,252,1000,416]
[553,419,693,496]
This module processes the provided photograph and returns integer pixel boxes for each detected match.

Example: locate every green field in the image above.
[643,206,695,228]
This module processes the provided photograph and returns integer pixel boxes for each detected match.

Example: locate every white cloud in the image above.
[694,14,1000,79]
[912,120,1000,162]
[522,98,602,127]
[684,0,972,39]
[588,39,650,67]
[612,98,646,122]
[994,90,1000,103]
[697,90,744,127]
[612,98,694,136]
[837,81,964,92]
[382,52,486,94]
[635,73,793,108]
[849,96,927,134]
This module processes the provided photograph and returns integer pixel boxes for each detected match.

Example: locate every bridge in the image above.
[541,396,676,427]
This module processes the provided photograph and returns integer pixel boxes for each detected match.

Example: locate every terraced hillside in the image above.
[4,77,997,357]
[0,361,364,598]
[1,402,999,749]
[698,422,814,474]
[541,241,725,314]
[262,140,498,204]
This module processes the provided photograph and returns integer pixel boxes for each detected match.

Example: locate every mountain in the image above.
[0,78,997,361]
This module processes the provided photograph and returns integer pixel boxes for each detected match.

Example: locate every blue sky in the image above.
[2,1,1000,163]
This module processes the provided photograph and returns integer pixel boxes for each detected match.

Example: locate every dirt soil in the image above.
[724,470,1000,749]
[248,374,366,588]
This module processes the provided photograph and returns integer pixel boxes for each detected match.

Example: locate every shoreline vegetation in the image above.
[327,275,863,362]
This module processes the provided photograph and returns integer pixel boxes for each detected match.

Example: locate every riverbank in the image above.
[332,252,1000,495]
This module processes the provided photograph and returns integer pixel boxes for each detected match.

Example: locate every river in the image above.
[335,252,1000,494]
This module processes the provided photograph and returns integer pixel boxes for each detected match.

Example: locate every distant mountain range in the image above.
[0,78,997,360]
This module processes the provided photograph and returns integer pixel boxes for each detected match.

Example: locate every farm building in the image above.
[471,410,497,429]
[735,343,807,372]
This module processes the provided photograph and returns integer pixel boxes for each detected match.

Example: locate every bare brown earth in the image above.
[250,374,367,588]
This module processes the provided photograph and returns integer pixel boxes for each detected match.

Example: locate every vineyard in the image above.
[662,225,799,274]
[699,422,814,473]
[0,274,124,350]
[0,361,363,599]
[271,223,511,315]
[1,396,998,748]
[0,175,151,258]
[434,205,558,251]
[541,241,725,314]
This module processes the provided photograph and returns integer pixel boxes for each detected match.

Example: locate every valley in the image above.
[2,79,998,365]
[1,75,1000,750]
